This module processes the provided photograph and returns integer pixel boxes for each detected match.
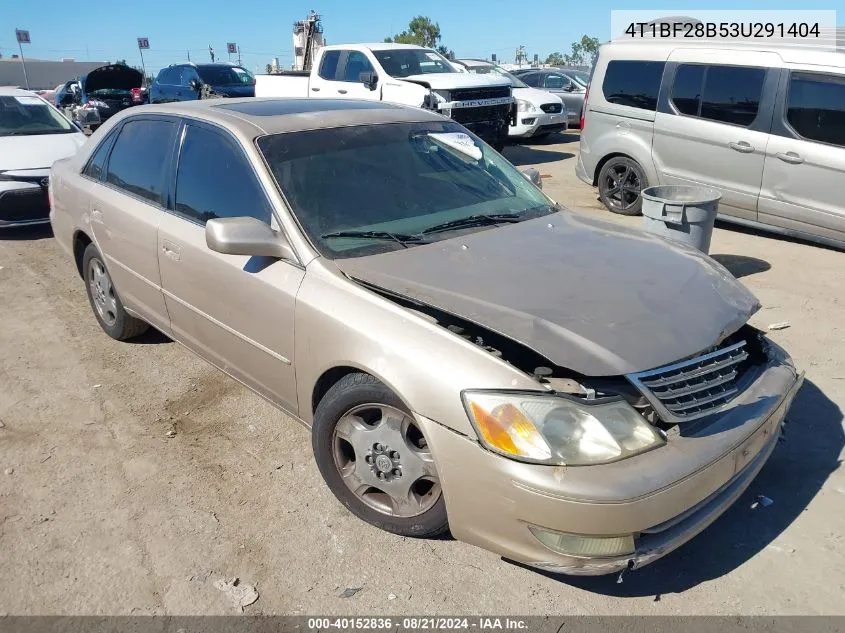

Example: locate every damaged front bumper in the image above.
[416,339,803,575]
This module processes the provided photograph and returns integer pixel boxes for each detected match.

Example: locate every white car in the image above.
[455,59,568,139]
[0,87,86,227]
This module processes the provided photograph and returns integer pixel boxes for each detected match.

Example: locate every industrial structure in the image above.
[0,57,107,90]
[292,10,325,72]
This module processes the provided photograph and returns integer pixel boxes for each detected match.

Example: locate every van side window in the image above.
[602,61,665,111]
[671,64,705,116]
[700,66,765,127]
[319,51,341,80]
[787,73,845,148]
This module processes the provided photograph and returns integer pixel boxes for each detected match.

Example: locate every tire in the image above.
[312,373,449,538]
[82,243,149,341]
[597,156,648,216]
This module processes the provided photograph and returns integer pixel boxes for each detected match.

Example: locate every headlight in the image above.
[462,391,665,465]
[515,99,535,112]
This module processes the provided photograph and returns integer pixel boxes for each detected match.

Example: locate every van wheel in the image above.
[598,157,647,216]
[312,373,449,538]
[82,243,149,340]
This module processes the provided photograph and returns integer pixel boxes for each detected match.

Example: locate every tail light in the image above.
[131,87,143,103]
[580,84,589,130]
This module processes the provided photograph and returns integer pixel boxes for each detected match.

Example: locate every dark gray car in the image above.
[513,68,586,127]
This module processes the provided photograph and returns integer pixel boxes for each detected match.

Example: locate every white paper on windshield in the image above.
[427,132,483,161]
[14,96,43,106]
[425,52,441,60]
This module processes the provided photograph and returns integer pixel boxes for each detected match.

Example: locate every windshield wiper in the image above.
[420,213,522,235]
[319,230,429,248]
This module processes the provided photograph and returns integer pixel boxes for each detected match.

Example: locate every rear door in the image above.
[652,51,780,222]
[306,50,342,97]
[759,69,845,243]
[157,120,303,412]
[89,117,178,332]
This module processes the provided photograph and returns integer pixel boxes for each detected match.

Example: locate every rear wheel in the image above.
[312,373,448,538]
[598,156,647,216]
[82,243,149,340]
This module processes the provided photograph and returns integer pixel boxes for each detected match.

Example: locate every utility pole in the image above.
[187,49,191,62]
[15,29,31,90]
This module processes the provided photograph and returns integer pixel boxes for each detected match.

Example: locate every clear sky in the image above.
[1,1,840,75]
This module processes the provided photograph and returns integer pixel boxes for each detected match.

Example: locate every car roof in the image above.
[113,98,445,135]
[0,87,39,97]
[325,42,426,52]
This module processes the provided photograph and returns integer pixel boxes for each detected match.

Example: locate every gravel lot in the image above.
[1,132,844,616]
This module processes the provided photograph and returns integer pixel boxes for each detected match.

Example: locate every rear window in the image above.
[787,73,845,148]
[601,60,665,111]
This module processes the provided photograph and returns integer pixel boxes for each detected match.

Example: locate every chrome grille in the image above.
[627,340,749,422]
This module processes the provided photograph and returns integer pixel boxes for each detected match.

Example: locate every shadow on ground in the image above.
[715,219,843,254]
[504,146,574,166]
[507,378,842,597]
[711,254,771,279]
[125,328,172,345]
[0,224,54,241]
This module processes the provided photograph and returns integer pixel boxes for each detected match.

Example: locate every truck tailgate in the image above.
[255,74,310,98]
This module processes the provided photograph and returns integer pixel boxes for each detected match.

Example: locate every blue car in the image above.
[150,63,256,103]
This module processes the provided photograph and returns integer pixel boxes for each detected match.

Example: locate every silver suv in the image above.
[576,39,845,249]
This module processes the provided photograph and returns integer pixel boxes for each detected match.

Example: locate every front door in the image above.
[759,70,845,243]
[326,50,380,100]
[652,56,777,222]
[157,121,303,413]
[89,117,177,332]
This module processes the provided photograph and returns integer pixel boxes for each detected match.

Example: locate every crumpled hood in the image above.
[82,64,143,93]
[0,133,86,171]
[335,213,760,377]
[401,72,511,91]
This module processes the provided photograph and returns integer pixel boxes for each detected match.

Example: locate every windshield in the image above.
[258,121,554,259]
[372,49,456,78]
[567,70,590,86]
[0,95,75,137]
[197,65,255,85]
[463,64,528,88]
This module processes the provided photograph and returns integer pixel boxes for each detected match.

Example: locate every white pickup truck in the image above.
[256,43,515,150]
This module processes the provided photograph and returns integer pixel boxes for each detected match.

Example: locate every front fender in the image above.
[294,260,540,437]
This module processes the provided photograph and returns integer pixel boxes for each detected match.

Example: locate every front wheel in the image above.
[597,156,648,216]
[312,373,448,538]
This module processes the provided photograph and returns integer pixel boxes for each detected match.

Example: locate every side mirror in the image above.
[563,83,575,92]
[359,71,378,91]
[189,79,203,91]
[522,168,543,189]
[206,217,296,261]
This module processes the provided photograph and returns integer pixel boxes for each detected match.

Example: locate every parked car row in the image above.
[54,64,147,132]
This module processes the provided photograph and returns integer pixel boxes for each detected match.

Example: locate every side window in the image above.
[157,68,175,85]
[787,73,845,148]
[175,124,273,225]
[671,64,705,116]
[182,68,199,85]
[520,73,541,88]
[601,60,666,111]
[544,74,569,90]
[83,130,117,181]
[105,119,177,205]
[343,51,374,82]
[318,51,341,80]
[700,65,765,127]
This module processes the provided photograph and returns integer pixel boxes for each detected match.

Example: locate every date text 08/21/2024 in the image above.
[624,21,821,39]
[307,617,529,630]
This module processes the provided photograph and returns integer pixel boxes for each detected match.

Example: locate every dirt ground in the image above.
[1,132,844,616]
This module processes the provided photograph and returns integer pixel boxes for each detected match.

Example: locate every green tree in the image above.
[545,52,565,66]
[385,15,442,48]
[115,58,127,65]
[436,44,455,59]
[265,63,273,74]
[563,35,600,66]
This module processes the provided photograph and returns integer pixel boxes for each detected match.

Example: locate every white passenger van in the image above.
[577,28,845,249]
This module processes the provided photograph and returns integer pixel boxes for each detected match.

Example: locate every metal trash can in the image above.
[641,185,722,254]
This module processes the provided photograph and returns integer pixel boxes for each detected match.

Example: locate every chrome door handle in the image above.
[775,151,804,165]
[338,89,348,94]
[728,141,755,153]
[311,87,320,92]
[161,240,182,261]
